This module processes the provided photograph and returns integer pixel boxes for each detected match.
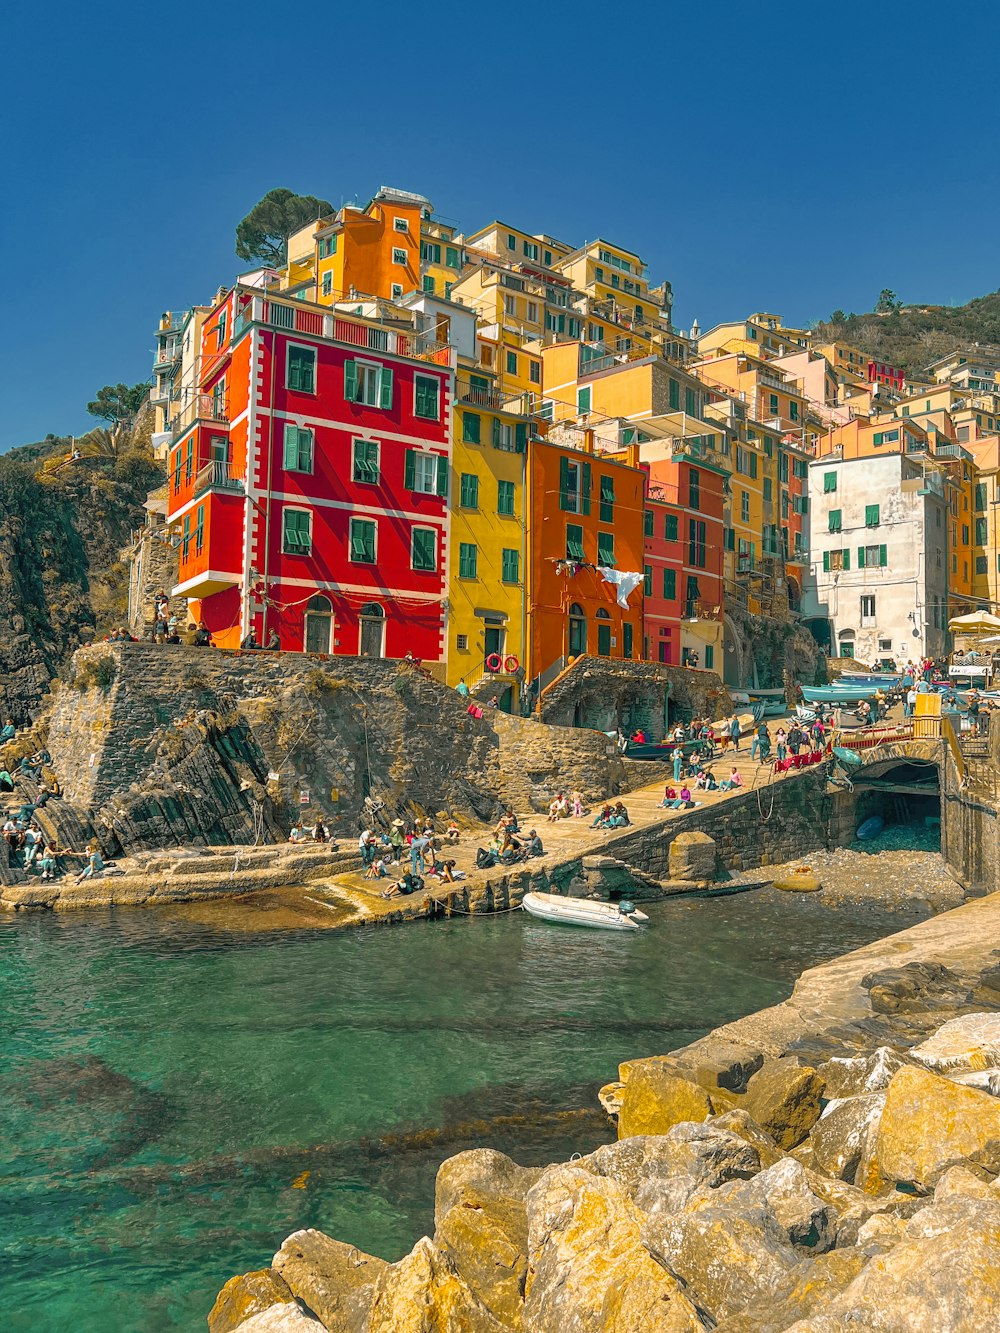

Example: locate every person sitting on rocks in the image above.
[288,819,309,844]
[608,802,630,827]
[3,817,25,852]
[37,839,63,880]
[73,842,105,883]
[695,769,718,792]
[0,767,14,794]
[547,793,570,822]
[17,755,43,783]
[719,767,743,791]
[1,719,16,743]
[659,786,678,807]
[444,820,460,843]
[523,830,544,858]
[591,804,613,828]
[22,825,43,869]
[240,629,260,650]
[311,818,328,843]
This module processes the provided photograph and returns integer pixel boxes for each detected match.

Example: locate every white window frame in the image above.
[393,217,409,233]
[860,594,876,625]
[496,422,513,452]
[526,301,538,323]
[356,359,382,407]
[282,505,313,556]
[392,247,408,265]
[285,342,317,395]
[321,272,333,297]
[391,283,403,301]
[504,293,516,317]
[410,524,438,572]
[412,451,438,494]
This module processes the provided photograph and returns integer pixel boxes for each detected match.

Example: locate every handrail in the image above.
[941,714,966,782]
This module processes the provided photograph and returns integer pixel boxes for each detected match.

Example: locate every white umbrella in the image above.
[947,611,1000,633]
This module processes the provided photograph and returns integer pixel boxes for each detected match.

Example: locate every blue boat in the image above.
[800,684,879,706]
[836,672,901,690]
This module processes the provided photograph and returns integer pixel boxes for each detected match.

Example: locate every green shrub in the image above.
[73,653,117,693]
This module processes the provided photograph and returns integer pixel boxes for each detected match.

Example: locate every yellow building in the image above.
[447,369,530,701]
[812,339,868,387]
[970,437,1000,610]
[553,238,673,357]
[419,217,465,298]
[692,351,811,443]
[697,313,809,362]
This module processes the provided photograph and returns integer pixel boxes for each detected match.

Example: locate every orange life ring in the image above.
[485,653,503,673]
[504,655,519,673]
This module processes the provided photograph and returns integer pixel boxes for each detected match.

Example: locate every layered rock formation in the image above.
[212,893,1000,1331]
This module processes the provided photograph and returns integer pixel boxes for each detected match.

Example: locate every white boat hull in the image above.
[521,892,649,931]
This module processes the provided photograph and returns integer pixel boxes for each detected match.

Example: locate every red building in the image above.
[641,451,726,669]
[166,285,453,656]
[867,360,905,393]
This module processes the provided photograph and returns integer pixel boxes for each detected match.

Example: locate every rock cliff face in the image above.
[29,643,637,856]
[212,894,1000,1331]
[0,418,164,723]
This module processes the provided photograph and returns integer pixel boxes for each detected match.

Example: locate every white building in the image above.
[802,451,949,665]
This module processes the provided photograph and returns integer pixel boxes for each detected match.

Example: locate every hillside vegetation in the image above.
[0,411,164,720]
[815,288,1000,376]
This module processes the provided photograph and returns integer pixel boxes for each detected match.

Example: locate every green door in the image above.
[597,622,612,656]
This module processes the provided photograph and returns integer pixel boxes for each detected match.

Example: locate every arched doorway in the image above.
[359,602,385,658]
[837,628,856,659]
[596,608,612,657]
[568,603,587,658]
[304,594,333,654]
[787,577,801,613]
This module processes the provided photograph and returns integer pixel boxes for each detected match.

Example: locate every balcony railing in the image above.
[171,393,229,440]
[193,460,245,499]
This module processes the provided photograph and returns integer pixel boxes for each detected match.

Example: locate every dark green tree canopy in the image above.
[87,383,148,424]
[875,288,901,314]
[235,188,334,267]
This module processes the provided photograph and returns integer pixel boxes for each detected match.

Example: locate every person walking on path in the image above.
[672,746,684,783]
[729,714,741,752]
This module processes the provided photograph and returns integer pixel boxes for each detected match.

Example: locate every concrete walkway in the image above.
[334,720,825,918]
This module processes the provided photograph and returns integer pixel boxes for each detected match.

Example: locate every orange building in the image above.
[286,186,430,306]
[525,431,645,688]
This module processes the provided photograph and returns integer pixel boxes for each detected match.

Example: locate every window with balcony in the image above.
[404,449,446,495]
[286,347,316,393]
[559,457,590,513]
[411,526,437,572]
[414,374,440,421]
[282,507,312,555]
[349,517,376,563]
[345,360,392,408]
[352,439,379,485]
[282,425,314,474]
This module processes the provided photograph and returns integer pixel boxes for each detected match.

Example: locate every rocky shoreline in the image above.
[209,891,1000,1332]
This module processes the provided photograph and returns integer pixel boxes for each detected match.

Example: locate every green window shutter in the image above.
[581,461,591,515]
[623,623,633,659]
[460,473,478,508]
[459,543,478,578]
[799,495,807,513]
[841,549,850,570]
[379,368,393,410]
[829,509,841,532]
[665,514,678,541]
[559,456,571,510]
[824,472,837,492]
[763,477,772,502]
[879,544,888,567]
[283,425,298,470]
[501,548,519,583]
[663,568,676,599]
[497,480,515,515]
[643,509,653,536]
[463,412,481,444]
[684,387,696,415]
[350,519,375,561]
[514,422,527,453]
[344,360,358,402]
[412,528,436,571]
[644,565,652,596]
[436,454,448,496]
[669,378,679,410]
[976,517,988,544]
[597,532,615,566]
[404,449,415,490]
[492,417,501,448]
[865,504,880,527]
[858,545,865,568]
[599,477,615,522]
[566,524,585,560]
[284,509,310,553]
[976,483,987,511]
[416,376,439,420]
[822,551,830,572]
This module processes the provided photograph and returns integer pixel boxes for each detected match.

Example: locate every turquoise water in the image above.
[0,892,929,1331]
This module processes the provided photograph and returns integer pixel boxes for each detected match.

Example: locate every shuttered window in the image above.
[287,347,316,393]
[599,476,615,522]
[459,473,479,508]
[352,439,379,484]
[411,527,436,571]
[566,524,585,561]
[282,508,312,554]
[349,518,376,563]
[597,532,615,566]
[663,568,676,599]
[501,548,520,583]
[414,375,440,421]
[458,543,478,579]
[462,412,481,444]
[283,425,314,473]
[497,480,515,515]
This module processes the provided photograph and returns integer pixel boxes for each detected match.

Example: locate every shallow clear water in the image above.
[0,891,930,1331]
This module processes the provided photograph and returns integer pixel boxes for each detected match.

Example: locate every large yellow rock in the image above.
[873,1064,1000,1190]
[208,1269,292,1333]
[271,1230,387,1331]
[742,1059,825,1151]
[367,1236,509,1333]
[523,1165,706,1332]
[617,1063,714,1140]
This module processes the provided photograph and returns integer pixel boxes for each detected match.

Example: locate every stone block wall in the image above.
[39,644,642,852]
[537,657,731,741]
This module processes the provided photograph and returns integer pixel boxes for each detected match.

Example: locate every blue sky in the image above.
[3,0,998,451]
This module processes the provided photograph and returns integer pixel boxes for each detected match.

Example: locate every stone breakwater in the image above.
[211,892,1000,1332]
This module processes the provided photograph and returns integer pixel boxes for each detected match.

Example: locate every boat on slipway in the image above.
[800,684,881,706]
[521,892,650,931]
